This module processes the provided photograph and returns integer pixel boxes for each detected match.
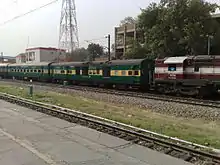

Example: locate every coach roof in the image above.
[106,59,145,66]
[51,62,86,67]
[8,62,51,67]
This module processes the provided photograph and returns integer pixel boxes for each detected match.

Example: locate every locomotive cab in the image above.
[154,56,189,94]
[164,56,188,80]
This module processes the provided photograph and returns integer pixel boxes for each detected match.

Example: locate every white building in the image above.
[16,53,26,64]
[19,47,66,63]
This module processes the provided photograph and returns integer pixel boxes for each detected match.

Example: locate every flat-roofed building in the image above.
[25,47,66,63]
[114,23,144,59]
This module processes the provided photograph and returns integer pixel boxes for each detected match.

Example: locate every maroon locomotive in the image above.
[154,55,220,97]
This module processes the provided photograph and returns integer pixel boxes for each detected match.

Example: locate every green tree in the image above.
[87,43,104,61]
[137,0,220,57]
[120,16,136,26]
[125,41,156,59]
[66,48,89,62]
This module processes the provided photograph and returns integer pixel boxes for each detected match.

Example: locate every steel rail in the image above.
[0,92,219,164]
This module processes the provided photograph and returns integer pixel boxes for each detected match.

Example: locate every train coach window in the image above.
[34,70,37,72]
[61,70,65,74]
[121,70,126,76]
[128,71,133,76]
[134,70,139,76]
[38,70,41,73]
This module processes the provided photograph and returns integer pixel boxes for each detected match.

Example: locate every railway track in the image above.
[1,79,220,108]
[0,92,219,165]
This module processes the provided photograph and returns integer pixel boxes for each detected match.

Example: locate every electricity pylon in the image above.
[58,0,79,53]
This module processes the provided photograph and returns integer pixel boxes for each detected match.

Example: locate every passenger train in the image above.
[0,55,220,97]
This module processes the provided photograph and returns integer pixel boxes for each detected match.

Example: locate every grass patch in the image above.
[0,84,220,148]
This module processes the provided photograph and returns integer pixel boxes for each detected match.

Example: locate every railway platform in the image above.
[0,99,192,165]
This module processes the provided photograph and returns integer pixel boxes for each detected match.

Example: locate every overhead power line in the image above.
[0,0,58,26]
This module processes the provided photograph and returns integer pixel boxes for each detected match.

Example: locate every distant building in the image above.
[16,53,26,64]
[16,47,66,64]
[0,56,16,63]
[114,23,144,59]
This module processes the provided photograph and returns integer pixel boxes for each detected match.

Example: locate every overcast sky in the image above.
[0,0,219,56]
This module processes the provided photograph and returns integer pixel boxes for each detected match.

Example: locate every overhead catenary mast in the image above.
[58,0,79,54]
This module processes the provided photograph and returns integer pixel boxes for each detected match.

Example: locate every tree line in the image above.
[68,0,220,61]
[124,0,220,59]
[66,43,105,62]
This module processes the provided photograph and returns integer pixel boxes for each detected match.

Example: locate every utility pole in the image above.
[59,0,79,54]
[107,34,111,61]
[1,52,3,63]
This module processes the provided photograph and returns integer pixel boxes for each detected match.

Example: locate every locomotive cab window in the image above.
[168,64,176,71]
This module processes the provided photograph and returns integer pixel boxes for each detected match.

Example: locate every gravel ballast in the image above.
[1,80,219,121]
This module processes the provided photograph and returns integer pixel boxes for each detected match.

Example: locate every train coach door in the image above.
[102,66,110,78]
[194,64,200,79]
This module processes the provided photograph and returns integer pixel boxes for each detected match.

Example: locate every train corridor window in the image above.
[168,64,176,71]
[128,71,133,76]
